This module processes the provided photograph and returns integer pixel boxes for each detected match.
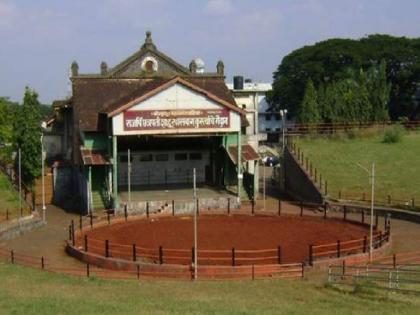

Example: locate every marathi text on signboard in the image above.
[124,109,230,131]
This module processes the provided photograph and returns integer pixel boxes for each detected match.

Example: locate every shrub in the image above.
[383,125,404,144]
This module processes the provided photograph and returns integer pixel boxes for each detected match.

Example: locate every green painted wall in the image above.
[83,133,108,151]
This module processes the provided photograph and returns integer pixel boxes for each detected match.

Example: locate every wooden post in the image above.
[323,203,327,219]
[137,265,140,280]
[278,200,282,216]
[191,247,195,265]
[172,200,175,216]
[71,220,75,246]
[132,244,137,262]
[232,247,236,266]
[10,250,14,264]
[314,168,317,183]
[309,245,313,266]
[41,256,45,270]
[325,180,328,195]
[84,235,88,252]
[146,202,149,218]
[86,263,90,278]
[277,246,282,264]
[337,240,341,258]
[159,246,163,265]
[124,203,128,221]
[363,236,367,253]
[343,206,347,221]
[105,240,109,257]
[90,212,93,229]
[393,254,397,269]
[342,260,346,275]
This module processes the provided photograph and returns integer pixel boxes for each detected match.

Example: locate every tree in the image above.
[14,87,42,187]
[272,34,420,120]
[298,79,321,124]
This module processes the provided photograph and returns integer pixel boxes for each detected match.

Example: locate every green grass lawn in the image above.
[0,262,420,315]
[0,171,20,218]
[295,131,420,205]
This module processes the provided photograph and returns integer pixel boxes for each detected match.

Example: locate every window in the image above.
[275,114,281,120]
[145,60,155,72]
[265,114,271,121]
[139,154,153,162]
[155,154,169,161]
[189,153,202,160]
[175,153,187,161]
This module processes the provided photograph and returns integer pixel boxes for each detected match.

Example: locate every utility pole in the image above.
[370,163,375,262]
[41,133,46,223]
[18,147,22,217]
[357,162,375,262]
[193,168,198,280]
[128,149,131,208]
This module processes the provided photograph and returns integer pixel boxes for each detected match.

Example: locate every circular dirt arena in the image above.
[81,214,369,265]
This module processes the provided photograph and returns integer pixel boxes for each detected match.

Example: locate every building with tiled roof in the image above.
[46,32,259,213]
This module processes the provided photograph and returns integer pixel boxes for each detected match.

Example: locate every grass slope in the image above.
[0,171,20,216]
[0,263,420,315]
[296,131,420,203]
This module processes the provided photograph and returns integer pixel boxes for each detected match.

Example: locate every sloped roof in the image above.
[227,145,261,164]
[74,76,243,131]
[80,148,110,165]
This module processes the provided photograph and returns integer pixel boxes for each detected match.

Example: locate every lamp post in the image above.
[357,163,375,262]
[41,122,47,223]
[279,109,288,191]
[193,168,198,280]
[279,109,288,151]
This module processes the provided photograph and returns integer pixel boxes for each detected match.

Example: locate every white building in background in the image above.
[227,77,281,143]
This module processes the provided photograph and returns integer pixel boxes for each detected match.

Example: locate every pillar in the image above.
[237,131,242,200]
[112,136,119,209]
[88,166,92,213]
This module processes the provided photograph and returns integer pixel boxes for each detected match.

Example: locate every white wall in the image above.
[112,83,241,136]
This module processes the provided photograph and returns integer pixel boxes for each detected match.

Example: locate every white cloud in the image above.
[0,1,18,28]
[205,0,233,16]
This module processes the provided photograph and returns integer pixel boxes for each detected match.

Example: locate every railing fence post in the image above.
[86,262,90,278]
[159,246,163,265]
[10,250,14,264]
[277,246,282,264]
[133,244,137,262]
[105,239,109,257]
[309,245,313,266]
[337,240,341,258]
[84,234,88,252]
[363,236,367,253]
[172,200,175,216]
[41,256,45,270]
[232,247,235,266]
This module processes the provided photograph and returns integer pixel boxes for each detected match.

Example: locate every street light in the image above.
[357,162,375,262]
[279,109,288,151]
[41,121,47,223]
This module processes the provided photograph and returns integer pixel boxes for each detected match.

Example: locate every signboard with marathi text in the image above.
[124,109,230,131]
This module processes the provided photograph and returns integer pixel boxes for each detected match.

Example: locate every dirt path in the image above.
[1,200,420,271]
[0,205,82,268]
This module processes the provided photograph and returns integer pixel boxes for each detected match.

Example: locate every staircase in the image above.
[91,190,109,211]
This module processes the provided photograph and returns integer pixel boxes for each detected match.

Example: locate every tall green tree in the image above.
[14,87,42,186]
[298,79,321,124]
[272,34,420,120]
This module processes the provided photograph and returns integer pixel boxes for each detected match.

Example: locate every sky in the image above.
[0,0,419,104]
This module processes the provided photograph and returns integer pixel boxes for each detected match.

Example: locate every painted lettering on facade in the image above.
[124,109,230,131]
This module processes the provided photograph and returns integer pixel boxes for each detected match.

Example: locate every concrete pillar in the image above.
[237,131,242,200]
[88,166,93,213]
[112,136,119,209]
